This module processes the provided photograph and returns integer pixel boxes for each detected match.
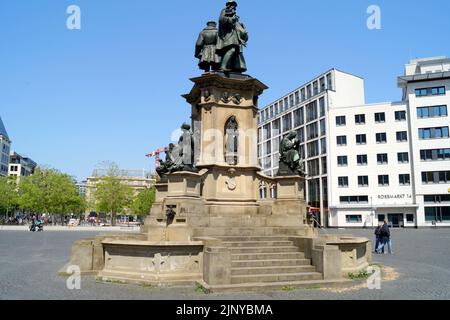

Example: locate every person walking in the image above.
[374,225,382,253]
[377,220,392,254]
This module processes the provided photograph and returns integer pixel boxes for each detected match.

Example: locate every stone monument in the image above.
[63,1,371,292]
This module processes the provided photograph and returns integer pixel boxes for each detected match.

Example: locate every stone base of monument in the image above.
[63,71,372,292]
[63,169,372,291]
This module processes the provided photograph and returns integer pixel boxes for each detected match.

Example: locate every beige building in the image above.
[85,169,156,217]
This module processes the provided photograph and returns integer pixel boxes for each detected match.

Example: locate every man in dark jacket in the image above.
[377,220,392,254]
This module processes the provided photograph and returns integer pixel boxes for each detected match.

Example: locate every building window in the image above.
[378,175,390,186]
[337,156,348,167]
[399,174,411,186]
[282,114,292,132]
[327,73,333,90]
[376,132,387,144]
[313,81,319,95]
[340,196,369,204]
[422,171,450,184]
[289,95,294,108]
[263,124,271,140]
[415,86,446,97]
[424,195,450,204]
[306,101,318,122]
[337,136,347,146]
[358,176,369,187]
[425,207,450,222]
[320,138,327,154]
[338,176,349,188]
[319,97,325,117]
[307,159,320,177]
[264,140,272,155]
[320,119,326,136]
[346,215,363,223]
[357,155,368,166]
[420,149,450,161]
[377,153,388,165]
[398,152,409,164]
[307,141,320,158]
[406,214,414,223]
[294,108,304,127]
[419,127,449,140]
[375,112,386,123]
[301,88,306,101]
[307,85,312,99]
[306,122,319,140]
[356,134,367,145]
[295,91,300,105]
[321,157,327,174]
[417,105,448,118]
[297,128,305,143]
[320,77,326,92]
[355,114,366,125]
[336,116,346,126]
[395,111,407,121]
[396,131,408,142]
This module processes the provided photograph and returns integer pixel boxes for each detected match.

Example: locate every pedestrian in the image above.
[377,220,393,254]
[374,224,382,253]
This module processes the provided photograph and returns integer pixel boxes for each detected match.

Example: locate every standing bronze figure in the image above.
[217,1,248,73]
[195,21,221,72]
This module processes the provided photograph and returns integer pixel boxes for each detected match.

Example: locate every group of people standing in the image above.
[374,220,393,254]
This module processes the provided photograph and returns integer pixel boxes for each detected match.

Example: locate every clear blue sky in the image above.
[1,0,449,180]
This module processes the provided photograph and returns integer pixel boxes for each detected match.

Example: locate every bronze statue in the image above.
[277,131,305,176]
[156,124,198,177]
[217,1,248,73]
[195,21,221,72]
[225,116,239,165]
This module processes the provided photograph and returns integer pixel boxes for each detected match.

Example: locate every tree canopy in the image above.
[91,162,133,226]
[18,167,84,217]
[130,186,156,217]
[0,176,19,215]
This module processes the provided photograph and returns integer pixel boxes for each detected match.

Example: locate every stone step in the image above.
[231,272,323,284]
[231,258,312,268]
[223,241,294,247]
[231,265,316,276]
[217,236,290,242]
[198,279,352,293]
[232,252,305,261]
[229,246,299,254]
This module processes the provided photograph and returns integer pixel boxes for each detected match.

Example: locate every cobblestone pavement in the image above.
[0,229,449,300]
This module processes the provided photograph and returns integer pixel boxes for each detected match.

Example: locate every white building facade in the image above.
[0,117,11,177]
[258,57,450,228]
[8,152,37,178]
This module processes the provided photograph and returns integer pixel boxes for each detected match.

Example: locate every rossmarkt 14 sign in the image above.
[378,194,412,200]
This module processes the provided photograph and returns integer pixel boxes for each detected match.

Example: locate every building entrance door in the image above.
[388,214,404,228]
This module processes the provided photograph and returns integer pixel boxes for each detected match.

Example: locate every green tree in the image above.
[0,176,19,217]
[130,186,156,217]
[18,167,85,223]
[91,162,133,226]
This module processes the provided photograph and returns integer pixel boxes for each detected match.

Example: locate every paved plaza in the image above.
[0,228,449,300]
